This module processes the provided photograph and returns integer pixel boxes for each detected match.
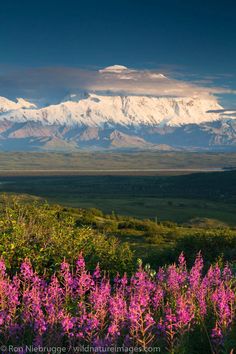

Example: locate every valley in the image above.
[0,151,236,172]
[0,154,235,225]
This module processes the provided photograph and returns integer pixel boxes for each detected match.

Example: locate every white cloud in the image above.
[0,64,235,102]
[88,65,236,99]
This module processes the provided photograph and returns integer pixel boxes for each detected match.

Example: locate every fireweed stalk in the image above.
[0,254,235,353]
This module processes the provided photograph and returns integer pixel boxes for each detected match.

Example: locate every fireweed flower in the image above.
[0,254,235,350]
[223,263,233,283]
[211,321,223,346]
[61,312,75,334]
[164,305,178,353]
[211,282,235,330]
[21,273,47,339]
[20,258,34,281]
[75,269,94,298]
[152,285,164,310]
[167,265,181,293]
[109,293,127,326]
[189,251,204,291]
[45,274,64,327]
[88,278,111,338]
[207,263,222,287]
[60,259,74,298]
[178,252,188,282]
[76,252,86,272]
[176,295,195,331]
[196,277,208,317]
[166,260,187,295]
[128,267,157,348]
[93,264,101,280]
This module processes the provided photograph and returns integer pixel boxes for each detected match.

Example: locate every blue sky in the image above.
[0,0,236,106]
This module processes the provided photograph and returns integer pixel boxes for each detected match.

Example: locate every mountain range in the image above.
[0,65,236,152]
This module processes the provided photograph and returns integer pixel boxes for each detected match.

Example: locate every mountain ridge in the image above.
[0,93,223,127]
[0,89,235,151]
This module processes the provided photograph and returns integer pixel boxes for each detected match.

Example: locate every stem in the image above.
[201,320,215,354]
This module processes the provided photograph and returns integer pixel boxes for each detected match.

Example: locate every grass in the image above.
[0,151,236,172]
[56,197,235,225]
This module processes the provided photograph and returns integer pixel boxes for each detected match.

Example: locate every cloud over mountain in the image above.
[0,65,235,103]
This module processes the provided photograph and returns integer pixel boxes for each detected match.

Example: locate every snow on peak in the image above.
[0,93,225,127]
[16,98,36,109]
[0,96,36,112]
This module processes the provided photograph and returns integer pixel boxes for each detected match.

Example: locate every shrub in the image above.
[0,196,134,276]
[174,229,236,266]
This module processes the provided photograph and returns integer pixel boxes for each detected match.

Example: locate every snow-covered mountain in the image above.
[0,93,223,127]
[0,66,235,151]
[0,97,36,113]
